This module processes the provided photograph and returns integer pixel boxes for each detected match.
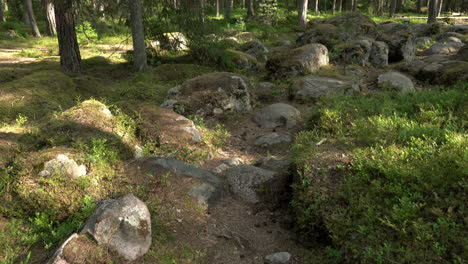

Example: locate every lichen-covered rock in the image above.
[326,12,377,36]
[47,234,114,264]
[377,71,415,93]
[266,44,329,78]
[254,103,301,129]
[265,252,292,264]
[161,72,252,116]
[240,40,269,61]
[425,42,465,55]
[296,23,340,49]
[227,49,260,71]
[81,194,152,261]
[370,41,389,67]
[39,154,87,179]
[292,75,358,101]
[255,133,292,149]
[377,23,416,63]
[227,165,277,203]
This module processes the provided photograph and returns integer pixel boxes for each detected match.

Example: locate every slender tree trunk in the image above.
[24,0,41,37]
[0,0,5,22]
[437,0,443,16]
[417,0,422,13]
[352,0,358,11]
[246,0,254,18]
[216,0,220,16]
[298,0,308,27]
[314,0,319,12]
[390,0,397,17]
[427,0,438,23]
[338,0,343,11]
[224,0,232,20]
[129,0,147,72]
[199,0,205,22]
[332,0,336,14]
[44,0,56,36]
[54,0,81,73]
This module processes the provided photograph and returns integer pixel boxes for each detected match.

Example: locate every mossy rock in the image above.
[438,61,468,85]
[40,100,136,160]
[0,70,78,122]
[226,49,260,71]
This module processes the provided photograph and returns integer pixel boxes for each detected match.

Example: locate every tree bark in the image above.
[129,0,147,72]
[246,0,254,18]
[352,0,358,11]
[224,0,232,20]
[0,0,5,22]
[24,0,41,37]
[298,0,308,27]
[332,0,336,14]
[54,0,82,73]
[216,0,220,16]
[389,0,397,17]
[314,0,319,12]
[338,0,343,12]
[427,0,438,23]
[437,0,443,16]
[44,0,56,36]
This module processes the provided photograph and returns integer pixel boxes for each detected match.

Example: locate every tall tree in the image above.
[246,0,254,18]
[129,0,147,72]
[427,0,438,23]
[332,0,336,14]
[298,0,308,27]
[216,0,220,16]
[24,0,41,37]
[44,0,56,36]
[0,0,5,22]
[55,0,81,73]
[389,0,397,17]
[224,0,232,20]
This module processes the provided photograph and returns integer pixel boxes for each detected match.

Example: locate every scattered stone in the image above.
[292,75,358,101]
[81,194,151,261]
[162,72,252,116]
[255,133,292,149]
[377,23,416,63]
[254,103,301,129]
[188,183,218,207]
[377,71,415,93]
[39,154,86,179]
[223,157,244,166]
[240,40,269,61]
[227,165,277,203]
[265,252,292,264]
[426,42,465,55]
[266,44,329,78]
[212,163,230,174]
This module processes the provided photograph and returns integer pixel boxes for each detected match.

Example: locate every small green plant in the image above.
[17,49,43,58]
[77,21,98,45]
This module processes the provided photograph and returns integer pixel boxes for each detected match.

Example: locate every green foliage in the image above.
[292,87,468,263]
[258,0,280,25]
[191,116,231,149]
[76,21,99,45]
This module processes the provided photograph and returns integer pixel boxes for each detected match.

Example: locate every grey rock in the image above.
[223,157,244,166]
[240,40,269,61]
[265,252,292,264]
[81,194,151,261]
[38,154,86,179]
[448,24,468,34]
[370,41,389,67]
[212,163,230,174]
[255,133,292,149]
[293,75,356,100]
[416,37,433,46]
[227,165,277,203]
[426,42,464,55]
[47,234,80,264]
[377,71,415,93]
[254,103,301,129]
[438,36,462,43]
[377,23,416,63]
[181,126,203,142]
[255,157,292,173]
[435,32,463,42]
[266,44,329,78]
[188,183,219,207]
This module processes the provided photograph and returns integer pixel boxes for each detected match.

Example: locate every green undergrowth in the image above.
[291,82,467,263]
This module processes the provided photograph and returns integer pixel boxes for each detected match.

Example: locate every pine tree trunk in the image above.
[298,0,308,27]
[352,0,358,11]
[0,0,5,22]
[55,0,82,73]
[216,0,219,16]
[129,0,147,72]
[314,0,319,12]
[199,0,205,22]
[437,0,443,16]
[427,0,438,23]
[24,0,41,37]
[390,0,397,17]
[246,0,254,18]
[338,0,343,12]
[332,0,336,14]
[44,0,56,36]
[224,0,232,20]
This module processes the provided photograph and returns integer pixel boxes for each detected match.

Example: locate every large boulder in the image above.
[455,45,468,61]
[255,133,292,149]
[447,24,468,34]
[402,56,468,85]
[227,49,260,71]
[239,40,269,61]
[335,39,389,67]
[377,23,416,63]
[377,71,415,93]
[81,194,152,261]
[161,72,252,116]
[412,22,442,37]
[370,41,390,67]
[425,42,465,55]
[227,165,278,203]
[266,44,329,78]
[297,23,340,49]
[326,12,377,37]
[254,103,301,129]
[292,75,358,101]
